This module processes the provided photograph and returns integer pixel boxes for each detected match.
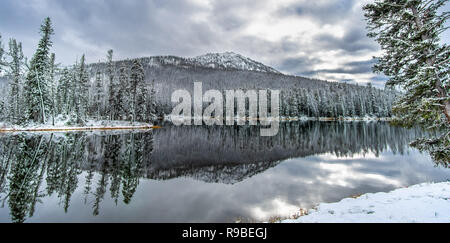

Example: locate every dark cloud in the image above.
[0,0,223,63]
[314,27,379,53]
[280,0,357,25]
[4,0,439,87]
[277,56,321,75]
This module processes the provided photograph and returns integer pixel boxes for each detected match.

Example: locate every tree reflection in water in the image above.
[0,121,441,222]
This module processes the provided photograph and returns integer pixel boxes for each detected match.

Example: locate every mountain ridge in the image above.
[135,51,281,74]
[84,51,397,117]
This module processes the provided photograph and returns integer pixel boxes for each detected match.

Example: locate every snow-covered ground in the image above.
[282,182,450,223]
[0,117,154,132]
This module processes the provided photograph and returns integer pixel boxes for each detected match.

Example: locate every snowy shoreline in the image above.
[281,182,450,223]
[0,120,157,133]
[166,115,392,123]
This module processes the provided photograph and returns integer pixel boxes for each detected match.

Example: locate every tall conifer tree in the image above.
[24,17,54,123]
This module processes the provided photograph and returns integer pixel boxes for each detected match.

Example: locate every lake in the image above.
[0,121,449,223]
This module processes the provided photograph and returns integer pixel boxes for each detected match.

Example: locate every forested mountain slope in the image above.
[87,52,397,117]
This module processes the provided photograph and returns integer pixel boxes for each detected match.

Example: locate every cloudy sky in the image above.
[1,0,449,87]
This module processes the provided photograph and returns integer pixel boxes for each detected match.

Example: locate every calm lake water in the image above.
[0,121,449,223]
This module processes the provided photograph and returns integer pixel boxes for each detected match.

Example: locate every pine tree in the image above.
[136,80,147,122]
[364,0,449,126]
[92,71,103,120]
[76,54,89,123]
[117,63,128,120]
[337,93,345,118]
[367,83,378,116]
[348,93,356,117]
[359,93,366,117]
[129,59,145,123]
[49,53,57,125]
[308,92,319,118]
[364,0,449,162]
[318,90,331,117]
[148,80,157,121]
[24,17,54,123]
[7,39,25,124]
[106,50,116,120]
[291,88,300,118]
[68,58,83,124]
[94,70,103,119]
[56,67,71,115]
[364,83,374,116]
[289,90,298,118]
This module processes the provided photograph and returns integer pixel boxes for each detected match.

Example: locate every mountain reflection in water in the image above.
[0,121,448,223]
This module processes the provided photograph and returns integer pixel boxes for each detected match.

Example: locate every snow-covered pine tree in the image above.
[367,83,378,116]
[24,17,54,123]
[49,53,57,125]
[67,56,86,125]
[77,54,89,122]
[364,0,449,125]
[136,79,147,122]
[106,50,116,120]
[348,93,356,117]
[146,79,157,122]
[301,89,310,117]
[297,88,307,116]
[309,92,319,118]
[129,59,145,123]
[364,0,449,163]
[337,93,346,118]
[56,67,71,115]
[280,91,288,117]
[318,90,331,117]
[290,89,299,118]
[359,93,366,117]
[117,63,129,120]
[285,90,293,118]
[293,88,301,117]
[7,39,25,124]
[94,69,103,119]
[364,83,374,116]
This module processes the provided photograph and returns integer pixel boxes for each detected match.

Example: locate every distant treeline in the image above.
[280,83,397,118]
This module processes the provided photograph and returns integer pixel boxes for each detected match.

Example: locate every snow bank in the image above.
[0,119,154,132]
[282,182,450,223]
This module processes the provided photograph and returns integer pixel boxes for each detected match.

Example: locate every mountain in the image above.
[88,52,332,106]
[145,51,280,74]
[190,52,281,73]
[87,52,397,116]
